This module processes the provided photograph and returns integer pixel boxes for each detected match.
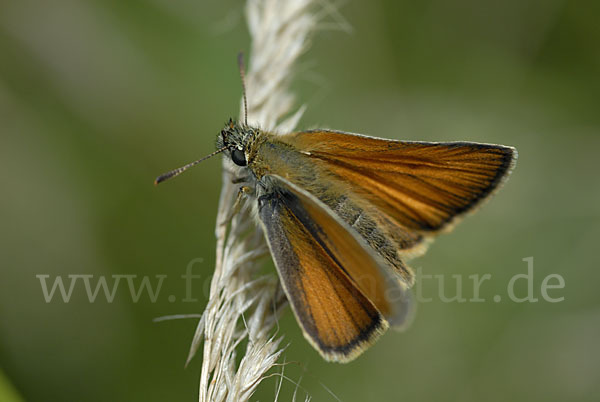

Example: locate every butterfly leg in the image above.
[220,185,253,225]
[231,175,251,184]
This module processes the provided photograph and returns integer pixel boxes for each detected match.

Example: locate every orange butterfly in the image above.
[156,58,517,363]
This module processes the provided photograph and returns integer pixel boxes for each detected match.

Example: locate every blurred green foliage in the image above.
[1,0,599,401]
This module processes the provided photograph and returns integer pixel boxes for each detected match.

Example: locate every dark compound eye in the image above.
[231,148,247,166]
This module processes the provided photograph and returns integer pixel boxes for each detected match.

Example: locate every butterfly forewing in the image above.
[282,130,516,233]
[257,176,411,362]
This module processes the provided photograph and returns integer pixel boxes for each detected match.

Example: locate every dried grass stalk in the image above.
[187,0,327,400]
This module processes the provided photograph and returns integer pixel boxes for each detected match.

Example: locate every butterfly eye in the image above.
[231,149,247,166]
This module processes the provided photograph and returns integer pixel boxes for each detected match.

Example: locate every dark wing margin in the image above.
[282,130,517,233]
[257,176,412,362]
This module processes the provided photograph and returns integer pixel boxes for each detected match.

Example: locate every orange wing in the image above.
[282,130,517,233]
[258,176,412,362]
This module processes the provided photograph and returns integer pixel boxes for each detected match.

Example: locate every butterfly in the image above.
[155,56,517,363]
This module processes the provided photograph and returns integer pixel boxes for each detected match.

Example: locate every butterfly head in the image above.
[217,118,259,167]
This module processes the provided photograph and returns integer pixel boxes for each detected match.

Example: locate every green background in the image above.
[1,0,599,401]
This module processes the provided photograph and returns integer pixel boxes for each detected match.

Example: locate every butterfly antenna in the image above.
[238,52,248,126]
[154,146,228,185]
